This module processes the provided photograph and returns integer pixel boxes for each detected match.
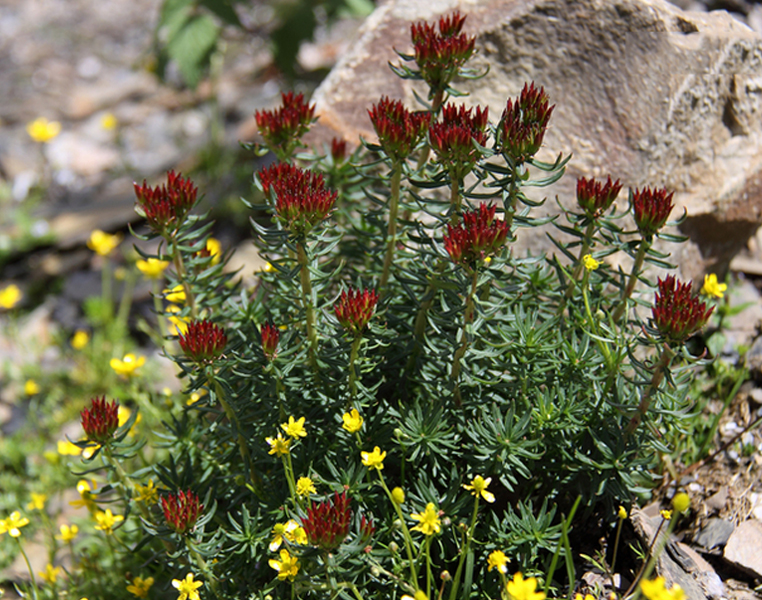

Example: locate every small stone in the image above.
[695,518,735,550]
[705,486,729,512]
[724,520,762,578]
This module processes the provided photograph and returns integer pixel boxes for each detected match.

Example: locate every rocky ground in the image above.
[3,0,762,598]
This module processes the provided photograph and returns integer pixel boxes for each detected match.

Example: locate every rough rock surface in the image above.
[312,0,762,278]
[724,518,762,578]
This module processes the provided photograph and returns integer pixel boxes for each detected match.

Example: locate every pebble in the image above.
[695,518,736,550]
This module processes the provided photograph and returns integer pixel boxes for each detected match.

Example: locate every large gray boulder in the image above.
[312,0,762,278]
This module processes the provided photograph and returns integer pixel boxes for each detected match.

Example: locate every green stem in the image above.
[377,471,417,585]
[564,221,596,300]
[296,242,319,371]
[379,163,403,295]
[627,514,676,600]
[611,517,624,581]
[186,537,222,599]
[406,263,446,375]
[347,335,363,401]
[16,539,39,600]
[283,451,298,507]
[151,279,168,343]
[448,496,479,600]
[425,536,433,600]
[115,268,137,336]
[451,268,479,405]
[613,240,649,322]
[449,177,462,224]
[625,344,674,436]
[102,256,113,323]
[209,375,257,488]
[102,445,152,524]
[581,269,612,370]
[170,238,198,319]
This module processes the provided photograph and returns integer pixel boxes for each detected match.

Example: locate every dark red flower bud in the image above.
[410,11,475,93]
[254,91,316,159]
[632,186,675,238]
[359,514,375,542]
[652,275,714,343]
[257,163,337,237]
[576,176,623,219]
[334,288,379,335]
[368,97,431,161]
[444,203,509,268]
[261,323,280,361]
[80,397,120,444]
[178,320,227,363]
[133,171,198,233]
[498,82,554,163]
[429,103,489,180]
[301,491,352,551]
[330,138,348,164]
[161,490,202,535]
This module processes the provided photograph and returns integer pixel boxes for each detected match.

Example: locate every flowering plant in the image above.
[3,10,726,600]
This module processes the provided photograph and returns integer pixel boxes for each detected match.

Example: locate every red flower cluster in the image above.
[576,176,623,220]
[498,82,555,163]
[261,323,280,361]
[178,319,227,363]
[368,97,431,161]
[330,138,348,164]
[429,103,489,180]
[652,275,714,343]
[133,171,198,233]
[301,491,352,551]
[444,204,509,268]
[258,163,337,237]
[334,288,379,335]
[162,490,203,535]
[359,514,375,542]
[254,92,316,158]
[410,11,476,93]
[632,186,675,239]
[81,396,120,444]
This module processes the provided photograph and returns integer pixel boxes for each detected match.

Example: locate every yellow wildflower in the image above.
[361,446,386,470]
[574,595,596,600]
[506,572,545,600]
[487,549,510,573]
[26,493,46,511]
[1,511,30,537]
[342,408,364,433]
[136,258,169,279]
[87,230,121,256]
[391,487,405,505]
[38,563,62,584]
[70,480,97,510]
[269,548,300,581]
[0,284,22,309]
[27,117,61,143]
[701,273,727,299]
[205,237,222,265]
[24,379,40,395]
[266,432,291,456]
[134,480,159,505]
[126,575,155,598]
[640,576,686,600]
[411,503,441,536]
[281,416,307,438]
[71,329,90,349]
[110,353,146,378]
[58,439,83,456]
[463,475,495,503]
[660,509,672,521]
[94,509,123,534]
[166,304,190,336]
[672,492,690,514]
[164,285,186,303]
[100,113,118,131]
[583,254,600,271]
[296,477,316,497]
[618,505,628,520]
[56,524,79,543]
[401,592,429,600]
[269,520,305,551]
[172,573,203,600]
